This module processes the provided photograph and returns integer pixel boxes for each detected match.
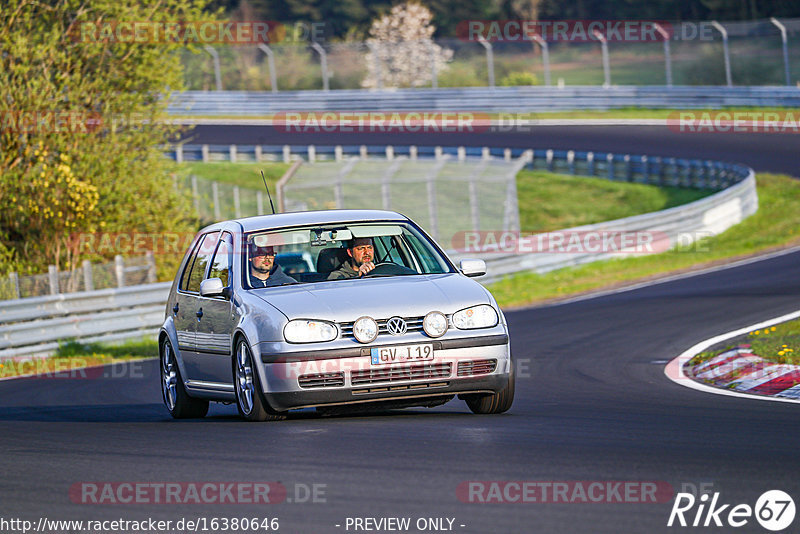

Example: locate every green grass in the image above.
[516,170,709,231]
[745,321,800,365]
[688,319,800,367]
[489,173,800,308]
[179,162,290,189]
[0,339,157,379]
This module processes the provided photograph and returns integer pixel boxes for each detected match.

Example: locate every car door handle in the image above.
[173,303,179,314]
[196,308,203,319]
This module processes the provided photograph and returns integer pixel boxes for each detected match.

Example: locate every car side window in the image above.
[179,238,203,292]
[208,232,233,287]
[184,231,220,293]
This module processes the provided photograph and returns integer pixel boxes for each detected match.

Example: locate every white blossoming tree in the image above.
[362,2,453,89]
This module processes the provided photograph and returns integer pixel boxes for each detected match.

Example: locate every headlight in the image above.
[284,320,338,343]
[353,316,378,344]
[452,305,498,330]
[423,311,448,338]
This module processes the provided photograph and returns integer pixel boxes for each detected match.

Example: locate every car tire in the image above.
[464,360,515,415]
[160,338,209,419]
[233,338,287,422]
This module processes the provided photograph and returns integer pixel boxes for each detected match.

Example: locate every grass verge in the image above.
[178,162,290,189]
[516,170,709,231]
[489,173,800,308]
[0,339,157,379]
[689,319,800,367]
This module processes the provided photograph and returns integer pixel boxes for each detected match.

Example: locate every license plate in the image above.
[370,344,434,365]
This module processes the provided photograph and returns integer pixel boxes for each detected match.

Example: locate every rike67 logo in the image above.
[668,490,795,531]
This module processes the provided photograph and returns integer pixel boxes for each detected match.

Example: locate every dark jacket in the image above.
[327,261,359,280]
[248,263,297,288]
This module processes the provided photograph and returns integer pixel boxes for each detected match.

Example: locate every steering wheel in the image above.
[365,262,416,277]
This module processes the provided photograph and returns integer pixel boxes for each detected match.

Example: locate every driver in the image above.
[327,237,376,280]
[248,243,296,288]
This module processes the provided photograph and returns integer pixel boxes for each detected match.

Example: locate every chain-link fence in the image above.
[280,154,524,245]
[180,18,800,91]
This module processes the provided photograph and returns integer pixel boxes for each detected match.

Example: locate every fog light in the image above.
[353,316,378,344]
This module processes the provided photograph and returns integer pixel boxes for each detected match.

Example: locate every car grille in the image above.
[457,359,497,377]
[351,362,452,386]
[339,316,425,339]
[298,372,345,389]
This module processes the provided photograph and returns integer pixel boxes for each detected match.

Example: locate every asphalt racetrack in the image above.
[1,125,799,533]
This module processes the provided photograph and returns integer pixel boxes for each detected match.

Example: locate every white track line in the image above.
[665,309,800,404]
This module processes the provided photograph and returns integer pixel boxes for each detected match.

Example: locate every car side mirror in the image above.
[200,277,228,298]
[459,259,486,278]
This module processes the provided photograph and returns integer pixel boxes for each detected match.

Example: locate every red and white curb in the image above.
[665,310,800,404]
[688,346,800,398]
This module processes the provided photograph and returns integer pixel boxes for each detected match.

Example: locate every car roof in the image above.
[200,209,411,234]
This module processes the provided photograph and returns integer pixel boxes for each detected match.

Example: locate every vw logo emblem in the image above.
[386,317,408,336]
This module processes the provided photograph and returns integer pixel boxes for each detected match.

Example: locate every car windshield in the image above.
[242,222,454,288]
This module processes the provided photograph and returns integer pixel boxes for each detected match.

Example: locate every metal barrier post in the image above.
[146,251,157,284]
[367,42,383,90]
[203,45,223,91]
[48,265,59,295]
[593,30,611,87]
[82,260,94,292]
[532,35,551,86]
[257,43,278,92]
[9,272,20,299]
[234,186,241,218]
[191,175,200,213]
[711,21,732,87]
[311,42,330,91]
[654,23,673,86]
[477,36,495,88]
[771,18,791,86]
[212,181,221,220]
[114,256,125,288]
[428,41,438,89]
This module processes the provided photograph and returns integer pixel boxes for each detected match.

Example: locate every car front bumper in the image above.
[256,334,511,411]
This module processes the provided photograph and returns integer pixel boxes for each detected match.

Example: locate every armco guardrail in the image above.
[1,144,756,359]
[0,283,171,359]
[168,86,800,115]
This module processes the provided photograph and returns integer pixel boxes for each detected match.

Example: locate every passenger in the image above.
[327,237,376,280]
[248,243,296,288]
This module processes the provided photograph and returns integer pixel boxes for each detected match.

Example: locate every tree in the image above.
[362,2,452,89]
[0,0,212,275]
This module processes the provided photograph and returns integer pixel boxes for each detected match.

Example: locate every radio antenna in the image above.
[261,170,276,214]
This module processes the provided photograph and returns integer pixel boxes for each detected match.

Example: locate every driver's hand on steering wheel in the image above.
[357,261,375,277]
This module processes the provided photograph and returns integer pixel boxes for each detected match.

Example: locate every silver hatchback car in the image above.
[159,210,514,421]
